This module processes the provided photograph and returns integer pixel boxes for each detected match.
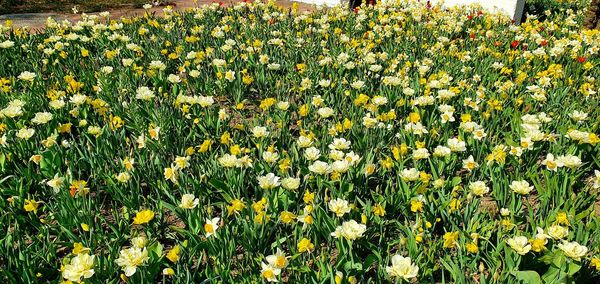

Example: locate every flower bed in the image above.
[0,1,599,282]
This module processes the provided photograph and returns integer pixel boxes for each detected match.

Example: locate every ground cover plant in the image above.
[0,0,599,282]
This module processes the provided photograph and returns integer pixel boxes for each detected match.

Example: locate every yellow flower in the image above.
[555,212,570,226]
[297,238,314,253]
[410,200,423,213]
[166,245,181,263]
[162,267,175,275]
[227,199,246,215]
[71,243,90,256]
[591,258,600,271]
[24,199,39,214]
[279,211,296,224]
[133,209,154,225]
[303,190,315,204]
[443,231,459,249]
[254,211,270,224]
[81,223,90,232]
[163,166,178,184]
[373,204,386,217]
[198,139,213,153]
[466,242,479,254]
[530,238,546,253]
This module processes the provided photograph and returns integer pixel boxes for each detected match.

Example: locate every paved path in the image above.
[1,0,318,31]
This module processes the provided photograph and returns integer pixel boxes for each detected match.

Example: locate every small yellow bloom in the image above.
[410,200,423,213]
[133,209,154,225]
[166,245,181,263]
[24,199,39,214]
[373,204,386,217]
[163,267,175,275]
[466,242,479,253]
[591,258,600,271]
[279,211,296,224]
[443,231,459,249]
[297,238,314,253]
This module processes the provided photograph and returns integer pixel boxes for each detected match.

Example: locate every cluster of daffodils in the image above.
[1,0,599,282]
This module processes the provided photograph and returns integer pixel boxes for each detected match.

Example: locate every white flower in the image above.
[541,153,563,171]
[225,70,235,82]
[179,194,199,209]
[197,96,215,107]
[433,145,451,157]
[303,147,321,161]
[31,112,53,125]
[251,126,269,138]
[547,225,568,240]
[569,110,588,122]
[46,174,64,192]
[401,168,420,182]
[331,220,366,241]
[265,248,288,269]
[297,135,313,148]
[62,253,95,282]
[509,180,533,195]
[218,154,239,168]
[412,148,430,160]
[308,161,331,175]
[262,151,280,164]
[468,181,489,197]
[18,71,36,82]
[136,86,155,101]
[350,80,365,89]
[276,101,289,110]
[506,236,531,255]
[556,155,582,169]
[281,177,300,190]
[258,173,281,189]
[331,160,350,173]
[329,198,351,217]
[386,255,419,280]
[447,138,466,152]
[558,241,588,261]
[70,94,88,105]
[167,74,181,83]
[204,217,220,237]
[149,60,166,71]
[317,107,335,118]
[115,247,149,277]
[0,40,15,49]
[593,170,600,189]
[328,138,351,150]
[462,155,478,172]
[260,262,281,282]
[17,128,35,140]
[100,66,113,74]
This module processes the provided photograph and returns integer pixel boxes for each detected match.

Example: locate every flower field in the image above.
[1,0,599,282]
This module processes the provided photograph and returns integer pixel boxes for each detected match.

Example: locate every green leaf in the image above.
[451,176,462,187]
[541,266,565,284]
[510,270,542,284]
[566,261,581,276]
